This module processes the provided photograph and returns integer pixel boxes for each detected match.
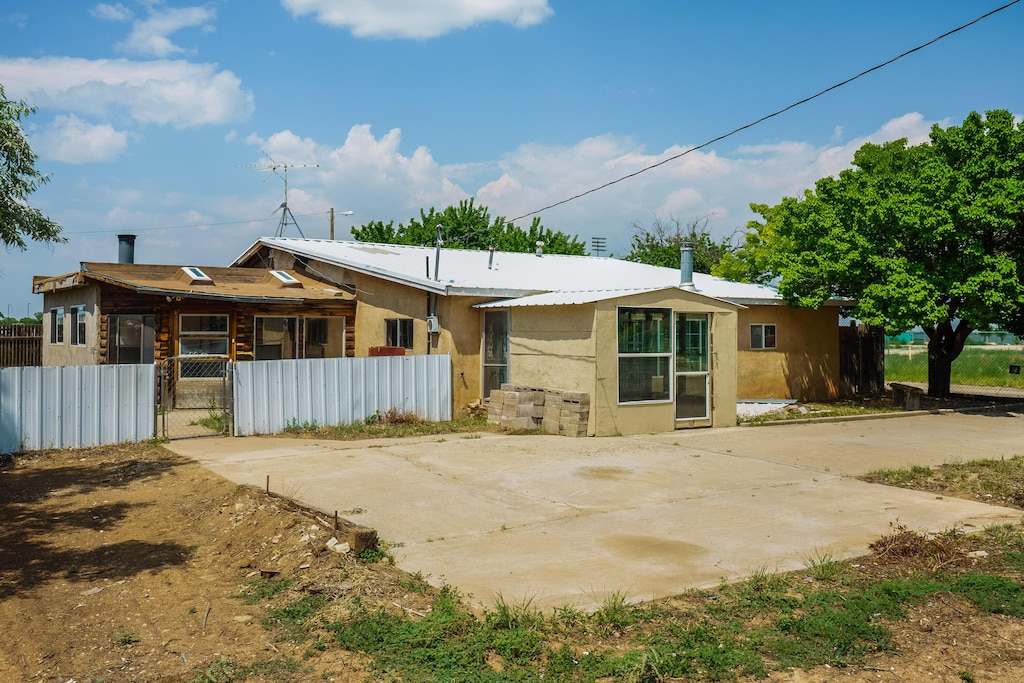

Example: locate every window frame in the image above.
[617,306,673,405]
[108,314,156,365]
[70,305,87,346]
[49,307,65,344]
[482,309,510,398]
[385,318,414,350]
[178,314,230,357]
[254,315,298,360]
[302,316,346,359]
[750,323,778,350]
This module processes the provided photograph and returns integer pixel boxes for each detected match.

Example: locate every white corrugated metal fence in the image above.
[232,354,452,436]
[0,364,156,454]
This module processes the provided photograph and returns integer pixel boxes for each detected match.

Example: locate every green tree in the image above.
[623,214,735,273]
[1,84,63,249]
[350,198,586,255]
[724,110,1024,397]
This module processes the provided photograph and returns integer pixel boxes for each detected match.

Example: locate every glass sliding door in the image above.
[675,313,709,420]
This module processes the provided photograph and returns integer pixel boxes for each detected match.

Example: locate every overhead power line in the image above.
[64,211,332,236]
[509,0,1020,224]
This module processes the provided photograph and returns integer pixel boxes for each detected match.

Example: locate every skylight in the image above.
[181,266,212,282]
[269,270,300,284]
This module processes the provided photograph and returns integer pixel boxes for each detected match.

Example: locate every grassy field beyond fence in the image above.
[885,345,1024,389]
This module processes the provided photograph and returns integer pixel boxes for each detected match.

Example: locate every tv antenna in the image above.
[237,158,318,237]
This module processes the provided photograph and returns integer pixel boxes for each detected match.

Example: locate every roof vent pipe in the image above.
[680,242,697,291]
[434,224,442,281]
[118,234,136,264]
[535,241,544,257]
[488,245,495,269]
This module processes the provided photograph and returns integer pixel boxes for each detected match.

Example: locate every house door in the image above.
[675,313,710,421]
[482,310,509,397]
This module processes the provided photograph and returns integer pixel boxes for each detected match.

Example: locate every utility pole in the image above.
[329,208,354,240]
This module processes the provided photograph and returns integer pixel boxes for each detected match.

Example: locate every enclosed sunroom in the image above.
[476,286,739,436]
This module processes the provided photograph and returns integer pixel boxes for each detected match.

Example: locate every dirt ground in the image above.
[2,441,1024,682]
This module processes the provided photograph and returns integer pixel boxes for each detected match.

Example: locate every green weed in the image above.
[189,399,229,432]
[802,549,848,583]
[262,595,329,642]
[487,593,544,631]
[234,576,293,605]
[112,631,141,646]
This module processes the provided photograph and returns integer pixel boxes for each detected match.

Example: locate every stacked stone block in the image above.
[486,384,590,437]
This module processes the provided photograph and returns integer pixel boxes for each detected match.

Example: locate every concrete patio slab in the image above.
[165,410,1024,610]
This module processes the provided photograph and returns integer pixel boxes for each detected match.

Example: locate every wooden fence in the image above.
[0,324,42,368]
[839,322,884,395]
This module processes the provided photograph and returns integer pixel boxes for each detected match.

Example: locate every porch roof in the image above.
[32,262,355,304]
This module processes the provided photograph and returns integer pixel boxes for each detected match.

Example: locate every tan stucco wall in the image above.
[737,305,842,400]
[508,290,738,436]
[40,286,101,366]
[506,305,597,394]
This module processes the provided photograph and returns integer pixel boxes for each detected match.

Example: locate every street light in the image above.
[330,208,354,240]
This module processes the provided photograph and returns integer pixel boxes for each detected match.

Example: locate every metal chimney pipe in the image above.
[434,224,443,281]
[680,242,696,291]
[535,241,544,257]
[488,245,495,269]
[118,234,136,264]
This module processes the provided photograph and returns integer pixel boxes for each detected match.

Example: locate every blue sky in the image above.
[1,0,1022,317]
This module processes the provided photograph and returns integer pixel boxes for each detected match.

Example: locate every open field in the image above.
[886,345,1024,389]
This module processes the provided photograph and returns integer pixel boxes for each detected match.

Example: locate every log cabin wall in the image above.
[94,282,355,363]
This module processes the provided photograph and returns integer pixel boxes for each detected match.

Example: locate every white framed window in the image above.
[750,323,777,350]
[179,314,229,356]
[70,305,87,346]
[49,307,65,344]
[385,318,414,349]
[617,307,672,404]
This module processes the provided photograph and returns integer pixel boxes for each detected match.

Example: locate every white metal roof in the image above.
[473,287,741,309]
[234,238,820,305]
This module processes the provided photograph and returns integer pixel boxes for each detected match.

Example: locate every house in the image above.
[230,238,850,435]
[32,249,355,408]
[33,234,849,435]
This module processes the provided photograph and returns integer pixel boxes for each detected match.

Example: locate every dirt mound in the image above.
[0,443,428,682]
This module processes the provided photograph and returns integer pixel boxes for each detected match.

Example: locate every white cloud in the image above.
[33,114,131,163]
[91,3,133,22]
[238,124,468,224]
[466,113,951,253]
[116,5,217,57]
[0,56,254,128]
[280,0,553,39]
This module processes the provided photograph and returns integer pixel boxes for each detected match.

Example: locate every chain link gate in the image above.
[159,355,233,439]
